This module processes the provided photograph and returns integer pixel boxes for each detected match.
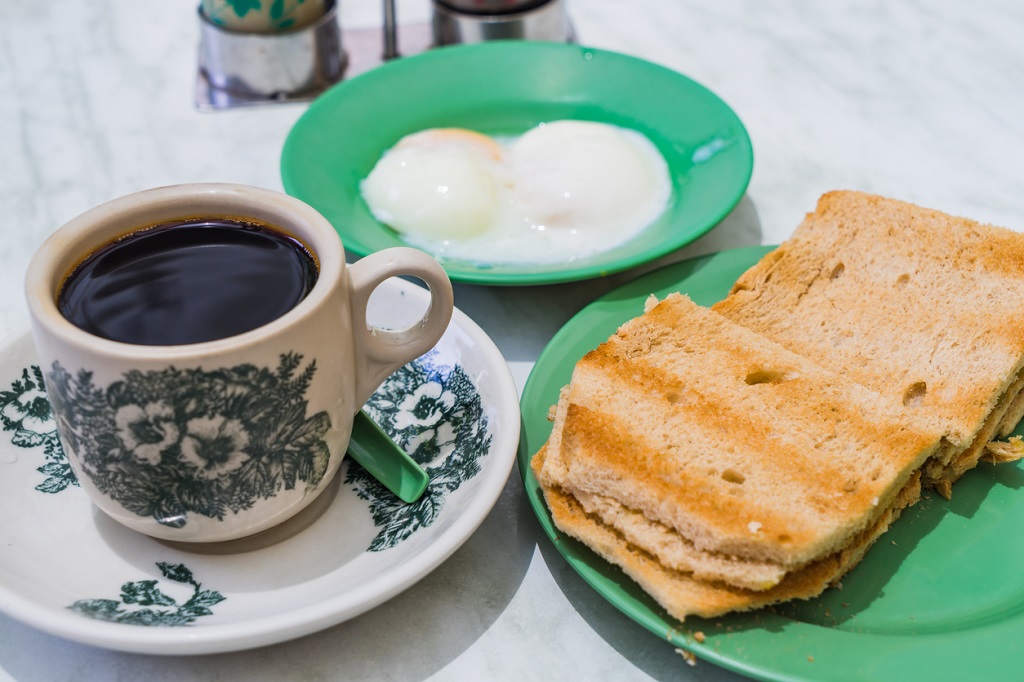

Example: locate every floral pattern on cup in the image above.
[42,352,331,528]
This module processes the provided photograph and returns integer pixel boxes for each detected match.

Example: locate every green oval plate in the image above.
[518,245,1024,681]
[280,42,753,286]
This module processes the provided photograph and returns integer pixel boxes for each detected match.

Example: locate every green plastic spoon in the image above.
[347,410,429,503]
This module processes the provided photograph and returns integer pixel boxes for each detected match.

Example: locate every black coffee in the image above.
[58,218,318,345]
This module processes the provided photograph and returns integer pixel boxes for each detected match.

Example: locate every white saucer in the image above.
[0,277,520,654]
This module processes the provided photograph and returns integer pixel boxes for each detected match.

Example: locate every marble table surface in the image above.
[2,0,1023,680]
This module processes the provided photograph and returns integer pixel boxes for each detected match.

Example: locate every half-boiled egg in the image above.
[360,121,672,265]
[359,128,506,240]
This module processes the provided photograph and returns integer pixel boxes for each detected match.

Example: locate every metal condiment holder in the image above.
[195,0,573,111]
[433,0,573,46]
[195,0,346,110]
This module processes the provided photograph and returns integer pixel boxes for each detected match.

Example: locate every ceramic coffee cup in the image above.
[25,183,454,542]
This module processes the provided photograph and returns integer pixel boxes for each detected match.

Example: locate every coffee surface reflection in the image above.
[58,218,318,346]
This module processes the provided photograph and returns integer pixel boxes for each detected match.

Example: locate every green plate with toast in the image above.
[518,245,1024,681]
[280,41,752,286]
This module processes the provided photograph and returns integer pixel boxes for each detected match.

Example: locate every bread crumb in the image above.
[808,656,815,663]
[675,649,697,667]
[891,540,897,545]
[748,521,762,533]
[644,294,660,313]
[694,631,706,643]
[546,404,557,421]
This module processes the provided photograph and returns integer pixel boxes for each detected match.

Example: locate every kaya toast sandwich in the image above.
[714,191,1024,498]
[532,293,944,619]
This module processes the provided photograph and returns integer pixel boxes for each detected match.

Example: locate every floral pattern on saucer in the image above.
[0,272,518,650]
[0,365,76,494]
[353,350,492,551]
[69,562,226,626]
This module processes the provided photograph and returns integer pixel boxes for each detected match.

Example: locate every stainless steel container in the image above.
[432,0,573,45]
[196,0,346,110]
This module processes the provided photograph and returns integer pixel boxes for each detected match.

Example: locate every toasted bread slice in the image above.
[533,444,922,621]
[542,293,942,572]
[713,191,1024,486]
[537,382,788,591]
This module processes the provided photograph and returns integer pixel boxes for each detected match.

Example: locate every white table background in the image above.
[2,1,1022,679]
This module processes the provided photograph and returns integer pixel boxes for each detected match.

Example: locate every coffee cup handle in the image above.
[347,247,455,410]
